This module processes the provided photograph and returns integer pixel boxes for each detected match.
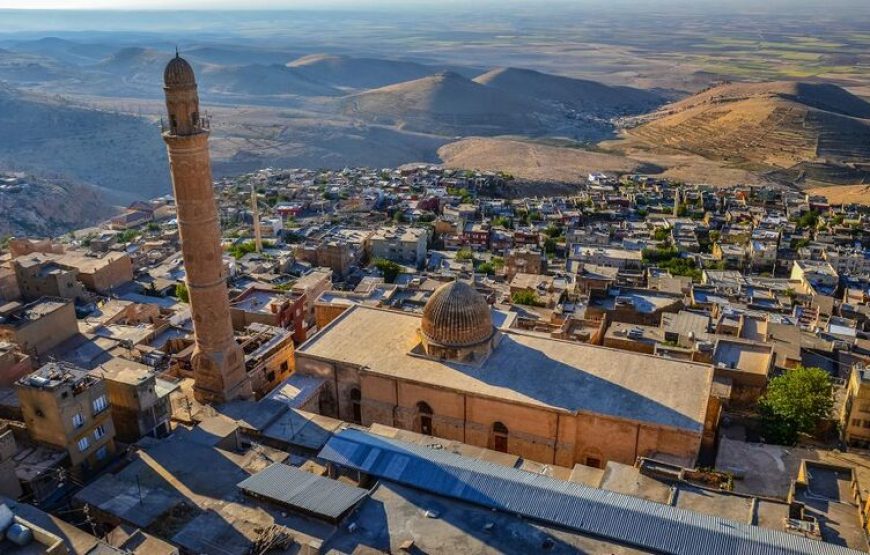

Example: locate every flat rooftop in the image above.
[324,481,648,555]
[231,289,286,314]
[299,306,713,432]
[0,298,70,327]
[18,362,95,390]
[713,339,774,376]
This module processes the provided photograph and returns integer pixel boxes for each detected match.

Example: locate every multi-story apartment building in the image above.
[16,362,116,477]
[97,359,174,443]
[368,226,428,267]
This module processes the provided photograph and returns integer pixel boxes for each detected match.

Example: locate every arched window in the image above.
[350,388,362,424]
[417,401,433,436]
[492,421,509,453]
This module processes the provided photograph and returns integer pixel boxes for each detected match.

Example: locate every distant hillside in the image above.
[0,85,169,203]
[94,46,165,85]
[624,81,870,187]
[439,137,652,186]
[660,81,870,119]
[8,37,117,65]
[341,71,546,135]
[474,67,664,115]
[202,63,341,97]
[0,49,70,84]
[0,173,115,237]
[288,54,469,90]
[184,45,299,66]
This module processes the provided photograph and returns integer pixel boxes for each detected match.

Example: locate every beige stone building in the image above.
[296,281,719,469]
[291,268,333,330]
[368,226,428,267]
[0,341,31,386]
[13,254,86,301]
[0,424,23,498]
[0,298,78,361]
[842,365,870,448]
[504,247,546,280]
[12,250,133,299]
[16,362,116,477]
[54,251,133,294]
[91,358,175,442]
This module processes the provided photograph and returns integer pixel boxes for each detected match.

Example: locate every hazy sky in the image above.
[1,0,428,7]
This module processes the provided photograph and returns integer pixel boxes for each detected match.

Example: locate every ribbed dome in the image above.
[164,54,196,88]
[421,281,493,347]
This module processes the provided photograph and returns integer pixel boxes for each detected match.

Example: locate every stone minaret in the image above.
[162,54,250,404]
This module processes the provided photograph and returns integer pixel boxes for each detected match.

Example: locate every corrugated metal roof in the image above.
[318,428,864,555]
[237,462,368,521]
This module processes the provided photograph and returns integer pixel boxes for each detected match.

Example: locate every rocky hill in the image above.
[474,67,664,115]
[202,63,341,97]
[624,81,870,186]
[0,84,169,203]
[341,71,547,136]
[288,54,442,90]
[0,172,115,237]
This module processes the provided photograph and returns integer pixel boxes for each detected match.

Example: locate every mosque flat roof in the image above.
[297,306,713,433]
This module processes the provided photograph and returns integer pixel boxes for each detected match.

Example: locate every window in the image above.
[77,437,89,452]
[853,418,862,427]
[417,402,433,436]
[95,445,108,461]
[280,361,289,372]
[863,420,870,429]
[72,413,84,429]
[92,395,108,414]
[350,388,362,424]
[492,421,509,453]
[586,457,602,469]
[94,425,106,440]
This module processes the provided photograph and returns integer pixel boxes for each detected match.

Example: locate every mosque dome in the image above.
[164,54,196,88]
[421,281,493,348]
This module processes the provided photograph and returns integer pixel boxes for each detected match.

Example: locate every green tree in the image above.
[229,240,258,259]
[544,223,564,239]
[543,237,557,255]
[492,256,505,270]
[175,283,190,303]
[511,290,541,306]
[492,216,512,229]
[795,210,820,231]
[116,229,139,243]
[653,228,671,241]
[374,258,402,283]
[758,366,833,445]
[456,248,474,261]
[477,262,495,275]
[791,238,811,250]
